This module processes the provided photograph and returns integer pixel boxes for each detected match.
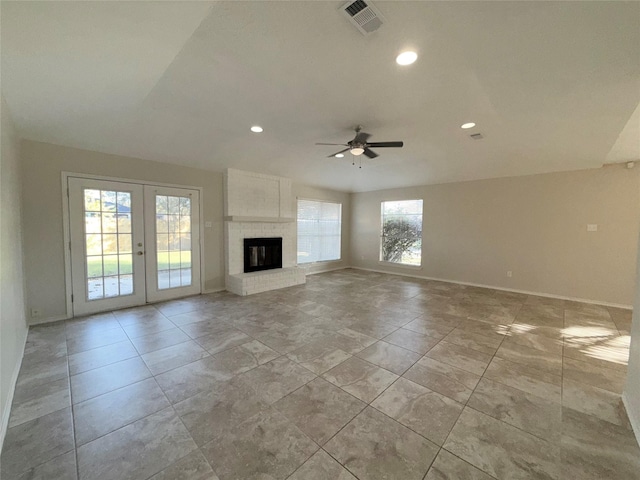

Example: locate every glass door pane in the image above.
[83,188,134,300]
[155,194,192,290]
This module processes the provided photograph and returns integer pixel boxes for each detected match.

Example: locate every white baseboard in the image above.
[0,329,28,453]
[29,314,69,326]
[622,393,640,446]
[201,288,226,295]
[305,265,350,276]
[351,266,633,310]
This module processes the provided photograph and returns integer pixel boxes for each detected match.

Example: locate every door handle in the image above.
[137,251,144,256]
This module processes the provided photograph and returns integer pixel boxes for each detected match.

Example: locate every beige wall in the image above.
[292,182,351,274]
[21,141,225,321]
[0,98,28,445]
[624,226,640,442]
[351,165,640,306]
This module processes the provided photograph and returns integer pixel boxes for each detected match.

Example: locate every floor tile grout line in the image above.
[9,279,633,479]
[435,302,562,479]
[150,373,222,480]
[65,334,80,480]
[428,446,502,480]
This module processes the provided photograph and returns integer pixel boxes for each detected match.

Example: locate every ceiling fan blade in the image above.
[363,148,379,159]
[366,141,404,148]
[316,142,348,146]
[328,148,350,158]
[354,131,371,144]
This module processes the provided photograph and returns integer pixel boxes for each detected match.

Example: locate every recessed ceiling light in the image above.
[335,153,344,158]
[250,126,263,133]
[396,51,418,66]
[461,122,476,129]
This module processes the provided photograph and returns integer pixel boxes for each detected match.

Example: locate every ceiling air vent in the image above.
[470,133,484,140]
[340,0,385,36]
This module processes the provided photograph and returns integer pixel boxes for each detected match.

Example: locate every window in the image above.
[380,199,423,266]
[297,199,342,264]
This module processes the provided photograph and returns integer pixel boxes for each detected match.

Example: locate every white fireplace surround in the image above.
[224,169,305,295]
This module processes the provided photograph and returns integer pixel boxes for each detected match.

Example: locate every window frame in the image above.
[296,198,342,265]
[379,199,424,268]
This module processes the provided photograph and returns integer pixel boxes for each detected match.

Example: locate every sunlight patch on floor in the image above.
[563,326,629,365]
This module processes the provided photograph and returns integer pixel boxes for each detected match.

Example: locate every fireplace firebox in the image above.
[243,237,283,273]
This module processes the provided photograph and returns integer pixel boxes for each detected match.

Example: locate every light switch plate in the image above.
[587,224,598,232]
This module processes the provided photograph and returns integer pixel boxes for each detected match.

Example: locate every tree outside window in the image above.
[380,199,423,266]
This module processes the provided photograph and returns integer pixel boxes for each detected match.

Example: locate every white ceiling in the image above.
[2,1,639,192]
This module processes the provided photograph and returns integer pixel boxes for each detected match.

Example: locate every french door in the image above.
[68,177,201,316]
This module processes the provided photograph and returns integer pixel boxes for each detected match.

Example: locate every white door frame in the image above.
[68,178,147,315]
[62,172,205,318]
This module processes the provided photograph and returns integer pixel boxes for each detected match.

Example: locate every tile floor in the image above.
[2,269,639,480]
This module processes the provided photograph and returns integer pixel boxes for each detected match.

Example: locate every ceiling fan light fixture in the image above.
[396,51,418,66]
[350,147,365,156]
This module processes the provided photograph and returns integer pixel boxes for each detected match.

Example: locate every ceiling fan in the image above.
[316,125,404,158]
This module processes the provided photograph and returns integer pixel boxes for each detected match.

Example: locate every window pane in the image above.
[156,196,168,214]
[101,191,117,212]
[119,254,133,275]
[86,234,102,256]
[104,275,119,297]
[179,197,191,216]
[103,255,119,276]
[102,213,117,233]
[156,234,169,252]
[157,252,169,271]
[119,275,133,295]
[169,234,180,251]
[168,215,180,233]
[181,268,192,286]
[118,234,132,254]
[297,200,342,264]
[86,256,103,278]
[168,196,180,214]
[84,189,101,211]
[158,270,171,290]
[156,214,169,234]
[102,234,118,255]
[181,250,192,269]
[85,213,101,233]
[118,215,131,233]
[179,216,191,233]
[180,234,191,251]
[169,251,181,269]
[380,199,423,266]
[169,269,181,287]
[88,278,103,300]
[116,192,131,212]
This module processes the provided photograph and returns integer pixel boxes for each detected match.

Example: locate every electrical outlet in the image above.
[205,221,212,228]
[506,271,513,278]
[30,308,42,318]
[587,224,598,232]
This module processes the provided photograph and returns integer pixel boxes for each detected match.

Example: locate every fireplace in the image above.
[244,237,283,273]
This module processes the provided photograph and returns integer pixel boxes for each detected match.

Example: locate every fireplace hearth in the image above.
[244,237,283,273]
